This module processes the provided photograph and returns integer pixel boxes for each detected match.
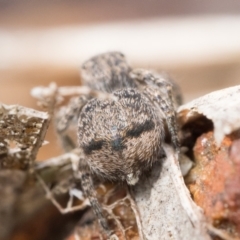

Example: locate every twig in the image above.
[127,187,145,240]
[36,173,89,214]
[207,224,239,240]
[163,144,206,227]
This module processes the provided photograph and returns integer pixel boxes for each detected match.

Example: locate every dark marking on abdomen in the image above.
[111,137,126,151]
[126,120,155,138]
[82,139,104,155]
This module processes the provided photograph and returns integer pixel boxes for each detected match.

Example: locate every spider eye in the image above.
[82,139,104,155]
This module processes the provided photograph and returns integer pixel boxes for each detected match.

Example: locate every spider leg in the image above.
[147,86,180,152]
[76,155,112,237]
[36,173,89,214]
[55,96,89,151]
[130,69,181,152]
[151,77,180,152]
[150,71,183,108]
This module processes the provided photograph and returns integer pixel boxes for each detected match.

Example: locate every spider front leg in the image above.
[149,86,180,152]
[130,69,181,152]
[76,154,113,239]
[55,96,89,152]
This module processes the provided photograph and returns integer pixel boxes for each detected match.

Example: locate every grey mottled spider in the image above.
[56,52,182,238]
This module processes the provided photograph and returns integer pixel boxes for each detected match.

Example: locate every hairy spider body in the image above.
[56,52,181,238]
[78,88,164,185]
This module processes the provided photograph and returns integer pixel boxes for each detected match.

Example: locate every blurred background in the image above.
[0,0,240,160]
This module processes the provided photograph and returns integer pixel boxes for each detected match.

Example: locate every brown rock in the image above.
[187,130,240,237]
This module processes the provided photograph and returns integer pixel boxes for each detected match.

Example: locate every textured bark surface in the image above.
[178,85,240,146]
[0,103,49,169]
[132,147,210,240]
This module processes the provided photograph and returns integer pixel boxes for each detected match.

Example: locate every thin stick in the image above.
[127,187,146,240]
[207,224,238,240]
[36,173,89,214]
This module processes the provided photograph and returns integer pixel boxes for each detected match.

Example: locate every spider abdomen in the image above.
[78,88,164,184]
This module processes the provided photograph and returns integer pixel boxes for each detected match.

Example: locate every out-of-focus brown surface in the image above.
[1,0,240,28]
[0,66,80,160]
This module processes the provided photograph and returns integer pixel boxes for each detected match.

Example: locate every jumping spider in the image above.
[56,52,182,238]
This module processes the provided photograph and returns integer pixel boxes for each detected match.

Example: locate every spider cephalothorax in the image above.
[81,51,137,92]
